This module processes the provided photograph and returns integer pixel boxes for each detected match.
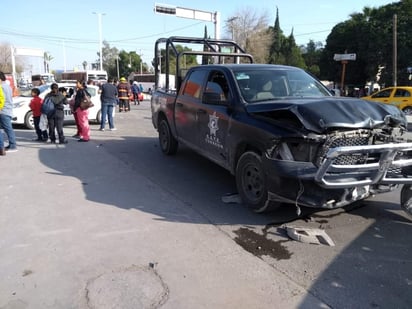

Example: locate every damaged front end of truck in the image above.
[248,98,412,217]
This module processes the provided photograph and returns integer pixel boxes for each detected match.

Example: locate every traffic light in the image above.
[154,4,176,15]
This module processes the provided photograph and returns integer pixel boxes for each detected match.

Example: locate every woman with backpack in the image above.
[43,83,68,144]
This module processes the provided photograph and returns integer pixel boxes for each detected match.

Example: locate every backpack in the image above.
[132,84,140,94]
[41,97,55,116]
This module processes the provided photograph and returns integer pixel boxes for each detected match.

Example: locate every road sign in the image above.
[333,53,356,61]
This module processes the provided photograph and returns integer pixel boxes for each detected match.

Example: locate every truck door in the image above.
[195,70,231,166]
[174,69,208,148]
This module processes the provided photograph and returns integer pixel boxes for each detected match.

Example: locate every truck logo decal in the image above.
[205,112,223,149]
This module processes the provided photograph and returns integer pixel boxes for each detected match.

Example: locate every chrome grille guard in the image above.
[315,143,412,188]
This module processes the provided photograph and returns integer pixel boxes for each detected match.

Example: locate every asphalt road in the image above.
[1,100,411,308]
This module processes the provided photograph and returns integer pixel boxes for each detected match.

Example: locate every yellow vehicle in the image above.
[362,86,412,114]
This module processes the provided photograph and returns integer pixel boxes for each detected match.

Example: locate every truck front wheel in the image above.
[236,151,279,213]
[158,118,178,155]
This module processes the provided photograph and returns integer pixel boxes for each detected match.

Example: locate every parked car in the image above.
[362,86,412,114]
[12,83,108,129]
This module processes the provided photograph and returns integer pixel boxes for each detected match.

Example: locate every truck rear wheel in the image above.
[158,118,178,155]
[236,151,279,213]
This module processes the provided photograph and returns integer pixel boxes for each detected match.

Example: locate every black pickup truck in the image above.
[151,36,412,216]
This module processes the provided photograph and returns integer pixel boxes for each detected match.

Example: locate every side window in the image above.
[372,89,391,98]
[203,71,230,105]
[182,70,206,99]
[87,87,96,96]
[395,89,411,97]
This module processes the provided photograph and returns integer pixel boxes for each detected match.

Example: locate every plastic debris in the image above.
[283,225,335,246]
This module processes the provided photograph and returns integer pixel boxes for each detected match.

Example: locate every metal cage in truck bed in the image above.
[153,36,254,92]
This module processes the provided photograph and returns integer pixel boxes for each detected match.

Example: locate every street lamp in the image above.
[116,56,120,80]
[93,12,105,70]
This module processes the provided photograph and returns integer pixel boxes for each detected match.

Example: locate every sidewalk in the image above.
[0,126,325,308]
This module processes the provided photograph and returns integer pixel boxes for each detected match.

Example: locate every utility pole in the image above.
[227,16,238,40]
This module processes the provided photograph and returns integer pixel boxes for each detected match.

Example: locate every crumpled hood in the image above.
[245,97,407,133]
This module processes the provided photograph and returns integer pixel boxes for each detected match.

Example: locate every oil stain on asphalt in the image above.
[233,227,292,260]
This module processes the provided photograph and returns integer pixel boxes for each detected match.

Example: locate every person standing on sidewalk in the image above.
[131,81,141,105]
[29,87,48,141]
[117,77,130,112]
[99,77,118,131]
[44,83,68,144]
[0,81,5,155]
[0,71,18,152]
[73,80,91,142]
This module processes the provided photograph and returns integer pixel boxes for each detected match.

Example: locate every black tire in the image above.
[24,111,34,130]
[403,107,412,115]
[158,118,178,155]
[96,110,102,124]
[236,151,279,213]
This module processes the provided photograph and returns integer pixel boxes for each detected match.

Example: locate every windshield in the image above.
[19,84,50,97]
[233,67,332,103]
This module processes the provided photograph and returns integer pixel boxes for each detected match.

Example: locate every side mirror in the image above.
[203,92,222,105]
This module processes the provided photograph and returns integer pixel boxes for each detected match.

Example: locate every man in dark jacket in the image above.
[99,77,118,131]
[44,83,68,144]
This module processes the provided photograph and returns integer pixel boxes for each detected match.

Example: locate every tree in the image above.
[281,30,306,68]
[0,44,12,73]
[320,0,412,88]
[267,8,305,68]
[202,26,211,65]
[152,44,198,75]
[0,44,24,75]
[302,40,323,76]
[224,7,271,63]
[101,41,119,78]
[268,7,285,64]
[117,50,143,78]
[100,41,149,80]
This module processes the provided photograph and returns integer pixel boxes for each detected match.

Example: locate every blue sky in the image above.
[1,0,394,74]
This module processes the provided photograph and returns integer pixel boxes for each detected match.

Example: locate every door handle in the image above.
[176,102,183,107]
[197,109,207,114]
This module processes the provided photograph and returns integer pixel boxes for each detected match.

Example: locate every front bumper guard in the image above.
[315,143,412,188]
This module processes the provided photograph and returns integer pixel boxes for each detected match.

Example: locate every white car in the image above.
[12,83,109,129]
